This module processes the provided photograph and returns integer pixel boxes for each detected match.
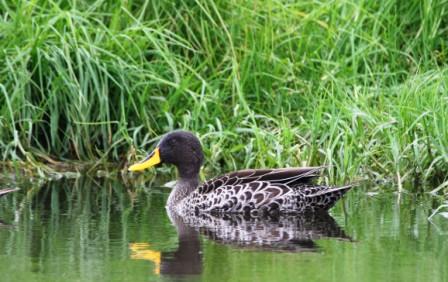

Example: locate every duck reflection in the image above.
[130,219,202,276]
[130,210,351,277]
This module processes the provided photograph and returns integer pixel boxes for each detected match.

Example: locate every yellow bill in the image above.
[128,148,161,172]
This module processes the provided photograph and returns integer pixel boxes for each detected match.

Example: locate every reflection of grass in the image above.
[429,201,448,220]
[1,1,447,191]
[0,177,179,281]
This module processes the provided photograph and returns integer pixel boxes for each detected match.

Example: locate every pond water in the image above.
[0,176,447,282]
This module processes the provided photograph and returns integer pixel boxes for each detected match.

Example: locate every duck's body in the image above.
[129,131,354,215]
[169,168,352,216]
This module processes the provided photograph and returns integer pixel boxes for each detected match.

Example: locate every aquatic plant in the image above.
[0,0,447,191]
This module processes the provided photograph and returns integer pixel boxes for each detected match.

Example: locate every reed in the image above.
[0,0,447,191]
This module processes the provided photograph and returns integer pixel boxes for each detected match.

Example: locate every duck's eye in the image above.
[168,139,177,146]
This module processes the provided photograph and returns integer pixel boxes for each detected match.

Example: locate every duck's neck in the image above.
[167,173,199,207]
[167,164,201,206]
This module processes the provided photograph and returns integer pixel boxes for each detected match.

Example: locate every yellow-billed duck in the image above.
[129,131,353,216]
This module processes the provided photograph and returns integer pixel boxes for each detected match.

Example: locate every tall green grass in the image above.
[0,0,447,191]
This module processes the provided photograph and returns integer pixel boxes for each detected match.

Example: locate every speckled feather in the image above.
[171,167,353,216]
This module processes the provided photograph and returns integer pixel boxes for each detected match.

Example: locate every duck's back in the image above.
[197,167,322,194]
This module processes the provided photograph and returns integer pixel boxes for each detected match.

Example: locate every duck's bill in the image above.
[128,148,161,172]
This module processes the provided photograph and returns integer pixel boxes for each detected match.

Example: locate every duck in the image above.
[129,130,353,216]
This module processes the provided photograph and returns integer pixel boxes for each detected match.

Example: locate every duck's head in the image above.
[128,131,204,179]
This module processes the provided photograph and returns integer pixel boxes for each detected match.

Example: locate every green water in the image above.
[0,177,446,282]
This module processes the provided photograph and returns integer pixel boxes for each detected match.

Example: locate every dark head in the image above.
[128,131,204,179]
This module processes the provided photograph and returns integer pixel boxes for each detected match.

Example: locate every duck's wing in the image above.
[189,167,326,214]
[198,167,323,194]
[194,181,294,214]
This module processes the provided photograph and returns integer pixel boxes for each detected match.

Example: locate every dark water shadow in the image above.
[0,219,14,228]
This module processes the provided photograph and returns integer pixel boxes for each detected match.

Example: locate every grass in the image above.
[0,0,447,192]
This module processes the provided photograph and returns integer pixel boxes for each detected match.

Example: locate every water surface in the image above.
[0,177,446,282]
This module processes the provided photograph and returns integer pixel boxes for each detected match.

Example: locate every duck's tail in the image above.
[304,184,355,211]
[0,188,19,198]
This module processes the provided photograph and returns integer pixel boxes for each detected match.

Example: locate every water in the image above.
[0,177,447,282]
